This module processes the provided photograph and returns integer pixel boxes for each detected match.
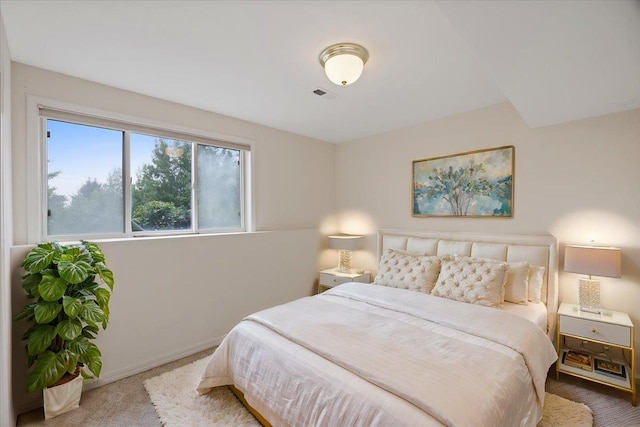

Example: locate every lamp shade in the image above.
[564,245,622,278]
[328,235,363,251]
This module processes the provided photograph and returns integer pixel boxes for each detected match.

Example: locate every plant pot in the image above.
[43,375,83,419]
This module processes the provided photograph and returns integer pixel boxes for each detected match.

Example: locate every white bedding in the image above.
[501,301,548,331]
[198,283,557,427]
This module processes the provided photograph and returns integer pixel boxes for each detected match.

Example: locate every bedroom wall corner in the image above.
[0,8,15,427]
[11,230,324,414]
[8,63,335,415]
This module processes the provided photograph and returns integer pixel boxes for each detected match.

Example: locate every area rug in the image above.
[145,357,593,427]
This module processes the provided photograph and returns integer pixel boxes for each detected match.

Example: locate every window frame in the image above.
[26,95,254,243]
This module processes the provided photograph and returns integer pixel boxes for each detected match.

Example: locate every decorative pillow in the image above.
[528,266,545,303]
[373,249,441,293]
[431,256,508,307]
[503,261,529,305]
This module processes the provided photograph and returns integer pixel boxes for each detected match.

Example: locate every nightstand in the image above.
[318,268,370,293]
[556,302,636,405]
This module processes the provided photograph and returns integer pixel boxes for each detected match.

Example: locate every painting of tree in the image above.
[412,146,513,217]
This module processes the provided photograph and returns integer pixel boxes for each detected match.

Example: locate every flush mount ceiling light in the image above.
[319,43,369,86]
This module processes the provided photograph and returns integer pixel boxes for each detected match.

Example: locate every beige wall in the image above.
[335,102,640,374]
[0,9,15,427]
[9,63,336,413]
[11,63,336,242]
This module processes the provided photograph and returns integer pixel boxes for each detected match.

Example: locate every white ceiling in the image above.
[1,1,638,143]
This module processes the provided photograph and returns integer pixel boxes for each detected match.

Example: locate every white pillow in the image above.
[503,261,529,305]
[528,266,545,303]
[373,249,441,293]
[431,256,508,307]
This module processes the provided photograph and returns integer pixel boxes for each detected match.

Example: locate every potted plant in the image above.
[14,241,114,419]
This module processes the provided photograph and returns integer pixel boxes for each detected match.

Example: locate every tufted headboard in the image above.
[377,229,559,339]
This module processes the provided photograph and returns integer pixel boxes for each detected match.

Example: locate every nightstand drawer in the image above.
[319,273,353,287]
[560,315,631,347]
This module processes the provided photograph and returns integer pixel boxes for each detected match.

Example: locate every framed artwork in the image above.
[412,145,514,217]
[594,358,626,379]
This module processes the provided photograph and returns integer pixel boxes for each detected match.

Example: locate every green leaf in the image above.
[58,259,91,284]
[63,350,79,375]
[67,338,90,357]
[75,289,94,298]
[81,326,97,340]
[71,338,101,378]
[95,265,114,290]
[33,300,62,324]
[79,301,104,325]
[76,277,98,293]
[38,275,67,302]
[94,288,110,311]
[101,304,110,329]
[27,351,66,392]
[62,296,83,319]
[22,245,56,273]
[21,273,42,296]
[27,353,36,369]
[83,241,106,263]
[59,246,94,271]
[84,343,102,378]
[26,324,57,356]
[56,318,83,341]
[14,302,36,322]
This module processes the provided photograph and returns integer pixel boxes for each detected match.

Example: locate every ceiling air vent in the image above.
[312,87,338,100]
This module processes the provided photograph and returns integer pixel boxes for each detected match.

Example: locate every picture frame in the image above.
[594,358,626,379]
[412,145,514,217]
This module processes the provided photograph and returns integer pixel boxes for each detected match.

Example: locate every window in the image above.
[40,106,250,239]
[47,120,124,236]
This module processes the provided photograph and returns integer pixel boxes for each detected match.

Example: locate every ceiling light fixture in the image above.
[319,43,369,87]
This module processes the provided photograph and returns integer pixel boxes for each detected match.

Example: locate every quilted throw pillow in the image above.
[373,249,441,293]
[431,256,508,307]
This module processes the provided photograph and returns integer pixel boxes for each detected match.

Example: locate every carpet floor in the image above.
[17,348,640,426]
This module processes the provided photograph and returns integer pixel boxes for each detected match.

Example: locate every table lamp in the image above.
[328,234,363,273]
[564,245,621,314]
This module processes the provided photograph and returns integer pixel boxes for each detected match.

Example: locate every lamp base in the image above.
[578,277,601,314]
[337,250,352,273]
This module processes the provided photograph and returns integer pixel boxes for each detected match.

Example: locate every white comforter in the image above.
[198,283,557,427]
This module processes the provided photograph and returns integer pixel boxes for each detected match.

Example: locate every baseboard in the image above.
[14,335,225,416]
[83,335,224,391]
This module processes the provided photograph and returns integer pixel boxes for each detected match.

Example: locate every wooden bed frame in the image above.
[228,229,559,425]
[229,385,272,427]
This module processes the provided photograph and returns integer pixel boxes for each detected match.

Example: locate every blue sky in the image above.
[47,120,155,198]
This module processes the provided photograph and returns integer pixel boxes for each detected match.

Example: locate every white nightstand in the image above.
[556,302,636,405]
[318,268,370,293]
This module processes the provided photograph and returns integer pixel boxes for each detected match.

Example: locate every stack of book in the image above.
[563,350,592,371]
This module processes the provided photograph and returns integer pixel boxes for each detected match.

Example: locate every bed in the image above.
[197,229,560,426]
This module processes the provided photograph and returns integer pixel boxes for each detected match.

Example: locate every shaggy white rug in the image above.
[538,393,593,427]
[144,357,259,427]
[145,357,593,427]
